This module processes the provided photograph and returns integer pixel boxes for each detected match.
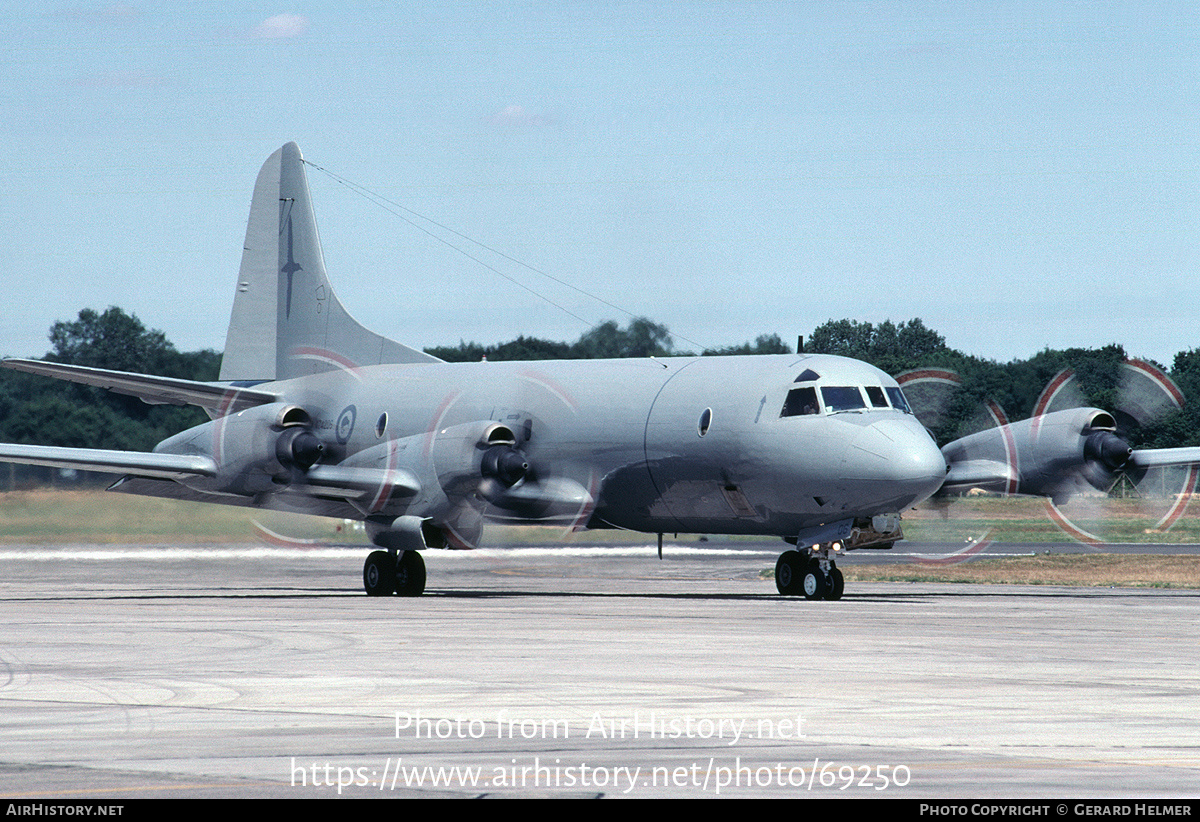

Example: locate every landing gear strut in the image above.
[776,544,844,601]
[363,550,426,596]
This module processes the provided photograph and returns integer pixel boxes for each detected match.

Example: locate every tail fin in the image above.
[220,142,440,382]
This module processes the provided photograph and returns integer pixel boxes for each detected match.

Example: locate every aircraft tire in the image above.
[775,550,803,595]
[802,560,827,601]
[395,550,426,597]
[364,550,396,596]
[826,566,845,601]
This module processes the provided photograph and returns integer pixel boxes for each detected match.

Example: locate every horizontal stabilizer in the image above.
[0,442,216,480]
[2,358,277,414]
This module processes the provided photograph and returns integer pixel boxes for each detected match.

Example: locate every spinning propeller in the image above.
[898,359,1200,547]
[408,370,595,549]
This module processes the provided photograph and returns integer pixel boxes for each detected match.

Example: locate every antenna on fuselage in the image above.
[301,158,709,352]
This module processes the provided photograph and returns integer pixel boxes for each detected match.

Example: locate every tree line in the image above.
[423,318,791,361]
[805,318,1200,450]
[2,308,1198,487]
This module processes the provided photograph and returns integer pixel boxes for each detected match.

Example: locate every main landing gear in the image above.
[363,550,426,596]
[775,547,844,601]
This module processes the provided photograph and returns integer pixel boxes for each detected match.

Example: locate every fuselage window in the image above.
[375,412,388,438]
[698,407,713,436]
[781,386,819,417]
[885,386,912,414]
[820,386,866,412]
[865,386,888,408]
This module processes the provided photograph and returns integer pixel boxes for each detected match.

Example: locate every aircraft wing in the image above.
[107,466,421,516]
[0,442,216,481]
[1,358,278,414]
[0,441,418,505]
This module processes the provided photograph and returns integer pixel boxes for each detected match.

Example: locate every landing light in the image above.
[831,542,842,552]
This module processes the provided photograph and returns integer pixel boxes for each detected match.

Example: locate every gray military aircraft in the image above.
[3,143,1199,600]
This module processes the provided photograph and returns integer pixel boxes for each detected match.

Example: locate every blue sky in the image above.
[2,2,1196,367]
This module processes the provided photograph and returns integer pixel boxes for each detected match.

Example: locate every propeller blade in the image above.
[1129,446,1200,470]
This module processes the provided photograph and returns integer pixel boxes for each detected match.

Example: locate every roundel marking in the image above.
[336,405,357,444]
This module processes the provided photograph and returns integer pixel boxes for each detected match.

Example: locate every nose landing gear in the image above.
[775,545,844,601]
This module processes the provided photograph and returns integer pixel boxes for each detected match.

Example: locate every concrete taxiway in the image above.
[0,541,1197,798]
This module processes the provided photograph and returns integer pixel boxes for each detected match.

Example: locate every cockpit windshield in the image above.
[885,386,912,414]
[781,386,819,416]
[780,382,915,417]
[865,386,888,408]
[820,386,866,412]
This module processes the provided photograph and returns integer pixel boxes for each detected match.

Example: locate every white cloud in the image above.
[253,13,309,39]
[485,104,550,128]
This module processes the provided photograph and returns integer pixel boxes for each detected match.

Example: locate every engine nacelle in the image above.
[941,407,1130,503]
[342,420,530,548]
[155,402,324,496]
[428,421,528,494]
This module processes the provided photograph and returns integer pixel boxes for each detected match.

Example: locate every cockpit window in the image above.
[821,386,866,412]
[865,386,888,408]
[781,386,820,417]
[885,386,912,414]
[794,369,820,383]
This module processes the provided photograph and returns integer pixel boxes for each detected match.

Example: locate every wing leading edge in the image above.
[1,358,278,415]
[0,443,216,481]
[0,358,423,512]
[0,437,422,514]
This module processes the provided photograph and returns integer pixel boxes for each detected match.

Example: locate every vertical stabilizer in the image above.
[220,142,440,382]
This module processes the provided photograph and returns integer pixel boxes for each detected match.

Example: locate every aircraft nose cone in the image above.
[840,418,947,510]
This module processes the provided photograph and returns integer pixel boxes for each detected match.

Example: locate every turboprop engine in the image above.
[156,402,325,496]
[353,420,530,550]
[940,407,1132,504]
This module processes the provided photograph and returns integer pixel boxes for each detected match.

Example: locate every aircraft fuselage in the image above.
[157,352,948,544]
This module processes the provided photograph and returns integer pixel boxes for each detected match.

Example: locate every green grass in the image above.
[0,490,318,544]
[841,553,1200,589]
[904,494,1200,544]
